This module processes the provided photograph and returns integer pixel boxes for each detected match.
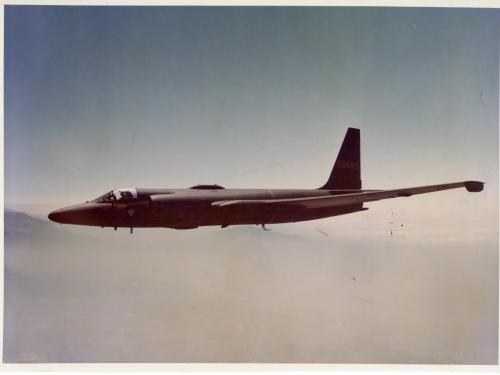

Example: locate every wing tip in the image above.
[464,181,484,192]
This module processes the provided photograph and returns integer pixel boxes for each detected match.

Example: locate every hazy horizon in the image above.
[4,209,498,363]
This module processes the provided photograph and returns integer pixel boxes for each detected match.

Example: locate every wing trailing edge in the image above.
[212,181,484,210]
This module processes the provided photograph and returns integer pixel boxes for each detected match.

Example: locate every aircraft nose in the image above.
[48,203,107,225]
[48,207,73,223]
[48,210,58,222]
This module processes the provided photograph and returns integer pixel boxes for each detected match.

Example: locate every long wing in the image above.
[212,181,484,210]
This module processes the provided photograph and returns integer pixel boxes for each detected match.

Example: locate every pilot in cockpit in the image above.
[92,188,138,203]
[112,188,138,202]
[116,190,133,201]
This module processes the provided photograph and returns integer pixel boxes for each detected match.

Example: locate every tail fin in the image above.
[319,128,361,190]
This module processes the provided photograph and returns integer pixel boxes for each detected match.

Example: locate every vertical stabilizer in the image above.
[320,128,361,190]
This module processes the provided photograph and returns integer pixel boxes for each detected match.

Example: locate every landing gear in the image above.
[261,224,271,231]
[130,227,133,234]
[114,227,117,231]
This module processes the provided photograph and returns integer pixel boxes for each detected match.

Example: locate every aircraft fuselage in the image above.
[48,188,368,229]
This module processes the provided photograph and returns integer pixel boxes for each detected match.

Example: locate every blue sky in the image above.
[5,6,498,223]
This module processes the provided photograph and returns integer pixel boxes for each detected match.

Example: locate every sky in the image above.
[5,6,498,217]
[3,5,499,364]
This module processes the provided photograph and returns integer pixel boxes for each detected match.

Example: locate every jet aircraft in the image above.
[48,128,483,232]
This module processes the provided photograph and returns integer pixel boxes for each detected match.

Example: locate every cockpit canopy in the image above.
[92,188,138,203]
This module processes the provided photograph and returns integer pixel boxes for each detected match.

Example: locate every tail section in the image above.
[320,128,361,190]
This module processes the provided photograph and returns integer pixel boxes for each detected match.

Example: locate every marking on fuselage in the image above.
[267,190,276,223]
[267,189,276,200]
